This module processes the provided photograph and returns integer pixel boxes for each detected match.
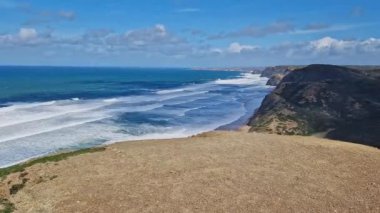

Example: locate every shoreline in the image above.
[0,127,374,176]
[0,122,254,170]
[0,128,245,171]
[0,69,272,169]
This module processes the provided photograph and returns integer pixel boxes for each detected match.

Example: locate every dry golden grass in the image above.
[1,131,379,212]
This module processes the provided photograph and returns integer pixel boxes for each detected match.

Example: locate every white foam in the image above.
[103,98,119,103]
[157,88,186,95]
[0,73,273,168]
[104,126,189,144]
[0,114,112,144]
[0,89,213,129]
[0,101,56,113]
[214,73,268,85]
[0,100,111,128]
[156,83,214,95]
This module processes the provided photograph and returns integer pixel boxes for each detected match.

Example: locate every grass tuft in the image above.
[0,147,106,180]
[0,198,15,213]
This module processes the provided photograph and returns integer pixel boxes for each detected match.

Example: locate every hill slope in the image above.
[0,131,379,212]
[249,64,380,147]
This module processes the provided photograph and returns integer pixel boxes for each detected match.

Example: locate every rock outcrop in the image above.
[266,74,285,86]
[260,66,304,78]
[249,64,380,148]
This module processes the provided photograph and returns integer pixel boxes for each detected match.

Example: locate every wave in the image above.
[0,100,111,128]
[0,101,57,113]
[214,73,268,85]
[0,89,216,129]
[0,95,211,144]
[156,88,187,95]
[0,113,112,144]
[0,73,272,168]
[156,82,214,95]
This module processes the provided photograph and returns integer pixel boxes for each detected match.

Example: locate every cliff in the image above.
[249,64,380,147]
[266,74,285,86]
[260,65,304,78]
[1,131,379,212]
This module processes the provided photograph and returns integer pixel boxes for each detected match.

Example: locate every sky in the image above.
[0,0,379,67]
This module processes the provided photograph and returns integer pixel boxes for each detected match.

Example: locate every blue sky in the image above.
[0,0,379,67]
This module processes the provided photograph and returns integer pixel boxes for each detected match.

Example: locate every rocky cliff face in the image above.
[249,64,380,148]
[266,74,285,86]
[260,66,304,78]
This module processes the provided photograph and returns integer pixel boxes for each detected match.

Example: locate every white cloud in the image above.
[227,42,257,53]
[309,37,350,52]
[209,21,295,39]
[267,36,380,65]
[19,28,38,40]
[209,48,223,54]
[0,28,43,46]
[154,24,166,36]
[120,24,184,48]
[74,24,190,56]
[307,36,380,55]
[359,38,380,52]
[1,24,379,65]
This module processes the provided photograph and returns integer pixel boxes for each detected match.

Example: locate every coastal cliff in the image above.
[266,74,285,86]
[260,65,304,78]
[249,64,380,147]
[1,131,379,212]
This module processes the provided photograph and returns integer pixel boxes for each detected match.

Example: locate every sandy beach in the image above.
[1,130,379,212]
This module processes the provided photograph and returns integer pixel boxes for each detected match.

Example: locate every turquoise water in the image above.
[0,66,272,167]
[0,66,238,104]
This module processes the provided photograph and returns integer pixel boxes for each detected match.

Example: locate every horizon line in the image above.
[1,64,380,69]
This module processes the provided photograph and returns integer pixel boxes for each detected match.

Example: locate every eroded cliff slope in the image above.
[249,64,380,147]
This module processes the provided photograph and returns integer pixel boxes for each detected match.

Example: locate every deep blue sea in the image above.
[0,66,272,167]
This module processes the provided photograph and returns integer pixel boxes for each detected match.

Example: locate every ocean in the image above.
[0,66,272,168]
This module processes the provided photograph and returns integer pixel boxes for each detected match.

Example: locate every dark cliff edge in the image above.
[249,64,380,148]
[260,65,304,78]
[266,74,285,86]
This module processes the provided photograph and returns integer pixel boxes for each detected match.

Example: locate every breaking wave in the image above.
[0,72,272,168]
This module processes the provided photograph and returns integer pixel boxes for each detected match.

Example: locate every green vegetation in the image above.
[0,147,106,180]
[0,199,15,213]
[0,147,106,212]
